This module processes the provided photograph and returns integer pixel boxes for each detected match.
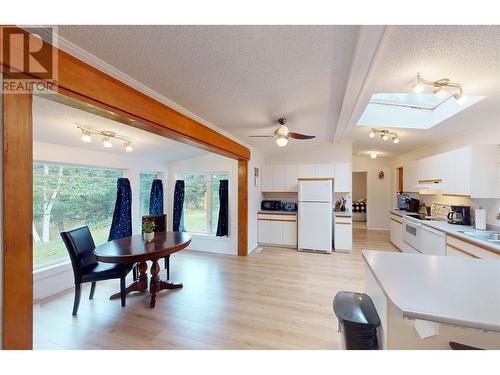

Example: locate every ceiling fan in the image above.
[249,117,315,147]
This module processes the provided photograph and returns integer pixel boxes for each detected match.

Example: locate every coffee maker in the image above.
[447,205,471,225]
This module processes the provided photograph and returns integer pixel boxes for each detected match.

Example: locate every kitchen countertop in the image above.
[362,250,500,332]
[390,209,500,254]
[258,210,297,215]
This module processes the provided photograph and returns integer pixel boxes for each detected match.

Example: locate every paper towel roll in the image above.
[475,208,486,230]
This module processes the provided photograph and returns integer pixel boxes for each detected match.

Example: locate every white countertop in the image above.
[390,209,500,254]
[362,250,500,332]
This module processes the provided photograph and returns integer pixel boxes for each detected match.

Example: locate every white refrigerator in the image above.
[298,180,333,253]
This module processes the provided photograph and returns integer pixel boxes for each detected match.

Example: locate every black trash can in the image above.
[333,291,381,350]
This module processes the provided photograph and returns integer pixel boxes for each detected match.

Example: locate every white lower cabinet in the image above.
[334,216,352,252]
[446,235,500,260]
[390,215,404,250]
[257,213,297,247]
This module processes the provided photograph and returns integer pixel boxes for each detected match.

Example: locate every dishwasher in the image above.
[420,225,447,256]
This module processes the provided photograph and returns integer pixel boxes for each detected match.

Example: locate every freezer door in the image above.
[298,202,333,252]
[298,180,333,202]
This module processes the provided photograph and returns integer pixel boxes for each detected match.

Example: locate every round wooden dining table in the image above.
[94,231,191,308]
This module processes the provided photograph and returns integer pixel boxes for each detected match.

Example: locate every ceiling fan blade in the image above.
[288,132,316,140]
[249,135,274,138]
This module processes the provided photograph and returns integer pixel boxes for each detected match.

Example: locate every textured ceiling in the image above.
[33,96,207,162]
[346,25,500,158]
[55,25,500,159]
[57,25,359,155]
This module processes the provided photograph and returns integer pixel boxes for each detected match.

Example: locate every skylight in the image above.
[357,92,486,130]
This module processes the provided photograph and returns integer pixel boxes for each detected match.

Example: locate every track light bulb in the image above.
[434,88,448,100]
[392,136,400,144]
[381,133,389,141]
[368,130,375,138]
[370,153,378,159]
[81,131,92,143]
[102,137,113,148]
[413,82,425,94]
[124,142,133,152]
[455,94,468,105]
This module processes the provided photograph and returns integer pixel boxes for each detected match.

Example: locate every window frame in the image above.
[139,171,160,218]
[32,161,124,270]
[177,171,229,236]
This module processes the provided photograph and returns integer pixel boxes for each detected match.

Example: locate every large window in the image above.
[180,173,228,234]
[139,172,158,217]
[33,163,122,268]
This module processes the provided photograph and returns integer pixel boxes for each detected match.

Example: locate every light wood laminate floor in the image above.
[34,228,397,349]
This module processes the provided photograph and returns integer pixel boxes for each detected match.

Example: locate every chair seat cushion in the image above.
[81,262,134,283]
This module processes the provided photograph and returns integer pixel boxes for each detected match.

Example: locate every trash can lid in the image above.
[332,291,381,327]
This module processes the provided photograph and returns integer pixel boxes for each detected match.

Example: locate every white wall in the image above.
[264,141,353,165]
[247,147,264,253]
[33,141,169,300]
[353,155,392,230]
[168,153,239,255]
[391,122,500,227]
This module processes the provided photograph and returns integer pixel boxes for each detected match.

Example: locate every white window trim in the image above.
[177,171,229,237]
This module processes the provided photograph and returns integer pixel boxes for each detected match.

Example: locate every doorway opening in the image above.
[352,172,367,229]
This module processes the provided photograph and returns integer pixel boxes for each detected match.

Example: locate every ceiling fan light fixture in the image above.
[275,135,288,147]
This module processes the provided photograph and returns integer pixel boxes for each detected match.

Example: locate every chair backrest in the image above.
[142,214,166,232]
[60,226,97,282]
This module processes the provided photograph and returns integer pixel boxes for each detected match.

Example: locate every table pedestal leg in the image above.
[110,260,148,300]
[149,259,183,308]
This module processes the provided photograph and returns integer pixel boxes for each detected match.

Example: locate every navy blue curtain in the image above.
[149,179,164,215]
[216,180,229,237]
[172,180,185,232]
[108,178,132,241]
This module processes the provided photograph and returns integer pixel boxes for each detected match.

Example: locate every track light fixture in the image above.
[368,128,400,144]
[77,123,133,152]
[413,73,467,105]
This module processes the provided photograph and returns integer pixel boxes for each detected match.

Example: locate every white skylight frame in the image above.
[357,93,486,130]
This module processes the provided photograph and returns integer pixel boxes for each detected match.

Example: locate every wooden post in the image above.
[238,160,248,256]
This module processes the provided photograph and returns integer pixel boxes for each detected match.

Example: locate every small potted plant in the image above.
[142,219,156,242]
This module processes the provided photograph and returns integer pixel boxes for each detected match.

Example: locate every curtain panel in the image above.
[149,179,164,215]
[216,179,229,237]
[172,180,185,232]
[108,177,132,241]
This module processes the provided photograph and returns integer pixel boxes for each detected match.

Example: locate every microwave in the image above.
[261,200,282,211]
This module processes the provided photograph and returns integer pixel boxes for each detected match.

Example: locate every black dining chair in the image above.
[60,226,135,316]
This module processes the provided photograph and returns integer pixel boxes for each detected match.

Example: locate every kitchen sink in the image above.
[459,231,500,242]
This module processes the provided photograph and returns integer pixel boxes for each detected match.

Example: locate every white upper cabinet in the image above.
[297,164,316,178]
[298,163,335,179]
[261,166,273,192]
[314,164,335,179]
[284,165,298,192]
[334,163,352,192]
[403,145,499,198]
[272,166,285,192]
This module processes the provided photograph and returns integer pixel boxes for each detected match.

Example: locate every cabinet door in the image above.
[269,221,283,245]
[284,165,298,192]
[315,164,335,179]
[451,147,471,196]
[335,220,352,252]
[298,164,316,178]
[282,221,297,246]
[257,219,270,243]
[334,162,351,192]
[272,166,285,192]
[403,160,417,192]
[261,166,273,192]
